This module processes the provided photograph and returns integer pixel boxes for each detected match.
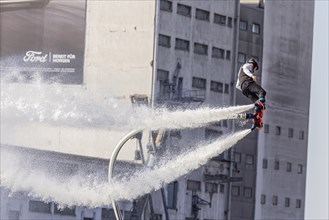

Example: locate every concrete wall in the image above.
[255,1,314,219]
[84,0,156,100]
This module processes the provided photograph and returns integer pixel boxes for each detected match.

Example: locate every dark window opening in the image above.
[177,3,191,17]
[160,0,172,12]
[195,8,210,21]
[194,43,208,55]
[214,13,226,25]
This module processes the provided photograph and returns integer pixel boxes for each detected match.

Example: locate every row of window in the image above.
[263,159,304,174]
[234,152,255,165]
[29,200,75,216]
[160,0,234,28]
[232,187,303,207]
[264,124,305,140]
[234,152,304,174]
[157,68,231,96]
[167,180,226,210]
[192,77,230,94]
[238,52,259,64]
[231,185,253,198]
[240,20,261,34]
[186,180,225,194]
[159,34,231,60]
[260,195,302,208]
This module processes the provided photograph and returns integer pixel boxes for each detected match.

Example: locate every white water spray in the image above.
[1,129,250,207]
[1,80,253,131]
[1,75,254,208]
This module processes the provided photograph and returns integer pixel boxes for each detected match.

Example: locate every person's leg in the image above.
[242,86,259,103]
[248,83,266,103]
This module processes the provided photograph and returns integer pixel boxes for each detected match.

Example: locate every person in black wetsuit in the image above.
[236,58,266,130]
[236,58,266,106]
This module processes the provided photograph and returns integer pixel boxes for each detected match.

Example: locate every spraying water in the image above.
[1,129,250,207]
[1,74,253,207]
[1,78,253,131]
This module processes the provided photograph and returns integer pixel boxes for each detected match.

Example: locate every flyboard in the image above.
[230,101,265,131]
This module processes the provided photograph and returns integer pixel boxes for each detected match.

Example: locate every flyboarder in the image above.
[236,58,266,130]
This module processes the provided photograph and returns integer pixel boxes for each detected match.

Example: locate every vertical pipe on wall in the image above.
[151,0,160,108]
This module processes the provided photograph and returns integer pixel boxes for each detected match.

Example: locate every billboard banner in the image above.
[0,0,86,84]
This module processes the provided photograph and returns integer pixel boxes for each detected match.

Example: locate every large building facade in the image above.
[0,0,314,220]
[255,1,314,219]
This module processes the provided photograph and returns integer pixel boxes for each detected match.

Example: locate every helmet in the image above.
[247,58,259,70]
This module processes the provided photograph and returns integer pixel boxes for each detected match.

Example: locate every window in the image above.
[205,182,218,193]
[246,154,254,165]
[263,158,268,169]
[157,69,169,98]
[227,17,233,27]
[285,197,290,207]
[226,50,231,60]
[160,0,172,12]
[299,130,304,140]
[194,43,208,55]
[234,152,241,163]
[195,8,210,21]
[296,199,302,208]
[224,83,229,94]
[29,200,51,213]
[102,208,115,220]
[177,3,191,17]
[220,184,225,193]
[272,196,278,206]
[274,160,280,170]
[192,77,206,89]
[167,181,178,209]
[231,186,240,196]
[54,204,76,216]
[288,128,294,138]
[261,194,266,204]
[238,52,246,63]
[187,180,201,191]
[157,69,169,81]
[175,38,190,51]
[212,47,225,59]
[252,23,260,34]
[243,187,253,198]
[222,120,228,127]
[210,81,223,93]
[298,164,303,174]
[276,126,281,135]
[264,124,269,133]
[286,162,292,172]
[159,34,171,47]
[214,13,226,25]
[239,20,248,31]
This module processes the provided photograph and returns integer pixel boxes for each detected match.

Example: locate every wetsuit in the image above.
[236,63,266,103]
